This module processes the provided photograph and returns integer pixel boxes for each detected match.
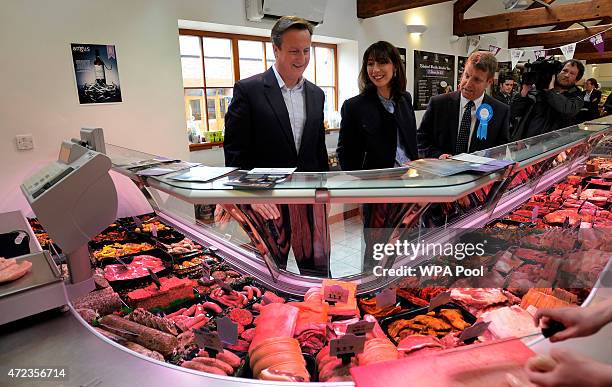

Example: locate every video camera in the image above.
[520,58,563,91]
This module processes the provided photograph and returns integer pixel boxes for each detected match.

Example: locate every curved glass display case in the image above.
[106,120,611,295]
[7,117,611,387]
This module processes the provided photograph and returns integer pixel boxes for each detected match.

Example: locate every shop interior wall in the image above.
[0,0,189,214]
[0,0,508,216]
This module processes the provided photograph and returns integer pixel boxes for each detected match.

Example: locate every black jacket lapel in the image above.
[449,91,461,153]
[263,68,297,155]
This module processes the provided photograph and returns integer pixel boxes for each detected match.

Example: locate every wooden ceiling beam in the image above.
[454,0,479,14]
[357,0,451,19]
[454,0,612,36]
[574,51,612,64]
[551,22,574,31]
[550,16,611,32]
[453,0,480,39]
[507,0,555,41]
[508,24,612,48]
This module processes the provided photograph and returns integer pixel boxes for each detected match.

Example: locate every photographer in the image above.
[511,59,584,140]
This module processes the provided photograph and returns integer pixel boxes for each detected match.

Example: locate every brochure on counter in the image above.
[137,161,201,176]
[408,155,513,177]
[169,166,237,182]
[224,168,296,189]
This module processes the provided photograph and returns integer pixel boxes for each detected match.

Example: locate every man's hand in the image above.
[525,349,612,387]
[520,84,531,97]
[251,204,281,220]
[439,154,452,160]
[533,303,610,342]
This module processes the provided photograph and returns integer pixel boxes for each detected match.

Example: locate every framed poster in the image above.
[413,50,455,110]
[71,43,122,104]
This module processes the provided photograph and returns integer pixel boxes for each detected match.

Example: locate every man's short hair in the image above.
[562,59,585,81]
[467,51,497,79]
[271,16,313,47]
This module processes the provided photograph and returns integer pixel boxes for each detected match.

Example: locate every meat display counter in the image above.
[2,118,611,386]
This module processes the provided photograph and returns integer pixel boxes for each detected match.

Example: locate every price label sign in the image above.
[147,268,161,289]
[116,256,129,271]
[330,334,366,357]
[262,293,274,305]
[132,216,143,228]
[531,206,539,222]
[216,316,238,345]
[151,224,158,237]
[346,321,375,336]
[193,328,224,353]
[324,285,349,304]
[375,288,396,309]
[201,262,211,280]
[214,277,234,293]
[459,321,490,342]
[428,291,451,312]
[326,323,337,340]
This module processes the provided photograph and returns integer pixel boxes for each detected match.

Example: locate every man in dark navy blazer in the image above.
[222,16,329,277]
[417,52,510,159]
[224,18,328,172]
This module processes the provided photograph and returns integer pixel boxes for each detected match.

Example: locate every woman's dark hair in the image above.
[359,41,407,98]
[586,78,599,89]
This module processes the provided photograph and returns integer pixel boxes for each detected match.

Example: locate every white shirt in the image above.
[584,91,592,102]
[458,93,485,153]
[272,65,307,152]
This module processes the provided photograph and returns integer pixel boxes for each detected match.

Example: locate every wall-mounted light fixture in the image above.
[406,24,427,36]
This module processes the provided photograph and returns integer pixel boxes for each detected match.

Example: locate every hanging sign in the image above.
[489,45,501,56]
[589,33,604,54]
[560,43,576,60]
[510,49,524,70]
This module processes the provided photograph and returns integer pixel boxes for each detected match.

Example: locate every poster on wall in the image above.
[396,47,407,75]
[71,43,122,104]
[457,56,468,88]
[413,50,455,110]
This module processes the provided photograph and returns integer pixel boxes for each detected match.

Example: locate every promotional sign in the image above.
[71,43,122,104]
[413,50,456,110]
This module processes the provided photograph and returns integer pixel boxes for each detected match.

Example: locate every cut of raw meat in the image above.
[249,303,299,351]
[0,259,32,284]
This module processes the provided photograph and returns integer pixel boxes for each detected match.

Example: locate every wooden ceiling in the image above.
[357,0,452,18]
[356,0,612,64]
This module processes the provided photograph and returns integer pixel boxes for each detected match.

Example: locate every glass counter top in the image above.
[107,121,610,195]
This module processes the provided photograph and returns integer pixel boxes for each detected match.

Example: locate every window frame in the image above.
[179,28,338,132]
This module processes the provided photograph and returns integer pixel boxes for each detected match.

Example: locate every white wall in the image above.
[0,0,508,213]
[0,0,189,212]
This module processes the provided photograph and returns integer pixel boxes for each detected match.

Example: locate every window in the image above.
[179,30,338,142]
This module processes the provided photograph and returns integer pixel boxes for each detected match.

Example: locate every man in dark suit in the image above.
[223,16,329,277]
[224,19,328,172]
[417,52,510,159]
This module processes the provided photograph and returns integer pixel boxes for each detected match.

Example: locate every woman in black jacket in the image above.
[336,42,418,273]
[337,41,418,171]
[578,78,602,122]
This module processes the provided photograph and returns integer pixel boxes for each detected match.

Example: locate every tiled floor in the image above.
[286,216,365,278]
